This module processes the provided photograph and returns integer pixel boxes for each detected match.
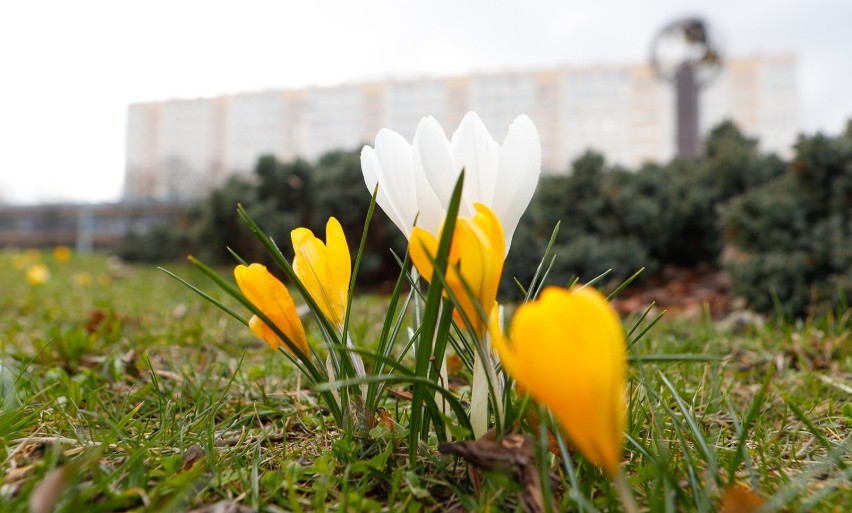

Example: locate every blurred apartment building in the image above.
[124,54,797,201]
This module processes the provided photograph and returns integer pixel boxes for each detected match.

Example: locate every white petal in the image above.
[374,129,419,232]
[492,115,541,253]
[451,112,500,210]
[413,157,446,235]
[360,145,410,237]
[361,145,380,191]
[414,116,459,209]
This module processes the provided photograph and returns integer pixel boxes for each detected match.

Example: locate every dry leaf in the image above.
[720,484,766,513]
[29,466,69,513]
[181,444,205,472]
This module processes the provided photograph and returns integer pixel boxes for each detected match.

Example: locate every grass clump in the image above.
[0,239,849,512]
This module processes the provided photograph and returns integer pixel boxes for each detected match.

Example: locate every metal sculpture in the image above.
[651,18,723,157]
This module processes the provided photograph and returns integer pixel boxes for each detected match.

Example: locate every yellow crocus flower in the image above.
[71,272,92,287]
[25,263,50,285]
[291,217,351,329]
[12,249,39,269]
[234,263,309,356]
[53,245,72,263]
[409,203,505,336]
[491,286,627,477]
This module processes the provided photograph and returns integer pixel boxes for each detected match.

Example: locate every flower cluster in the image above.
[232,217,352,355]
[13,246,73,286]
[186,111,629,485]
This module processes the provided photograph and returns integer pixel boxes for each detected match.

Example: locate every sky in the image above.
[1,0,850,205]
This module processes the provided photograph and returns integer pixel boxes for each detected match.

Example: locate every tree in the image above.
[191,175,261,263]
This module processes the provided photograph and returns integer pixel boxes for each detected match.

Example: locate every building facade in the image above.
[124,55,798,201]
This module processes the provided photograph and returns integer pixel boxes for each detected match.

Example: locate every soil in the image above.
[612,265,733,320]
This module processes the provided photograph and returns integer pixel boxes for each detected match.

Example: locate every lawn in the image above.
[0,250,849,512]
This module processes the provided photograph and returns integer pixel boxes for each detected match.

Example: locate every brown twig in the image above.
[439,434,544,513]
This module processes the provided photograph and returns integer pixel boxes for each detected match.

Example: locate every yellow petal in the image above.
[472,203,505,261]
[234,264,309,355]
[454,219,492,335]
[409,226,440,283]
[500,286,626,477]
[248,315,277,349]
[325,217,351,306]
[411,205,505,337]
[458,206,504,335]
[290,219,351,328]
[291,226,338,327]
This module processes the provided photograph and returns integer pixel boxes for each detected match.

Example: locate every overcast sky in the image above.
[1,0,850,204]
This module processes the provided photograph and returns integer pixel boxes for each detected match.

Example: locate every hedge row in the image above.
[119,151,407,286]
[722,122,852,316]
[120,121,852,316]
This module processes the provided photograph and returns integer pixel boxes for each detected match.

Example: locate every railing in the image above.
[0,202,190,251]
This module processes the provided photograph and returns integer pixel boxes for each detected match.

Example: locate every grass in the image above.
[0,250,849,512]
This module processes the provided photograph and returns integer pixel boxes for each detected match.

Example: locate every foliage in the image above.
[504,122,786,296]
[114,223,190,263]
[190,176,262,263]
[9,116,850,512]
[657,123,786,265]
[121,120,848,316]
[722,122,852,315]
[120,149,406,285]
[116,175,258,264]
[0,250,849,511]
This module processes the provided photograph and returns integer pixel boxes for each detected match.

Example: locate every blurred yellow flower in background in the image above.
[291,217,351,329]
[234,263,309,355]
[53,245,72,263]
[11,253,28,270]
[71,272,92,288]
[12,249,40,270]
[491,286,627,477]
[25,263,50,285]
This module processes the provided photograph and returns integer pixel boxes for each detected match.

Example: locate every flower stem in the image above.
[470,346,489,439]
[432,303,451,440]
[345,333,370,436]
[614,469,638,513]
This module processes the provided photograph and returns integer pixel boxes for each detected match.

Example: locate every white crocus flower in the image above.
[361,111,541,255]
[360,129,445,238]
[362,112,540,439]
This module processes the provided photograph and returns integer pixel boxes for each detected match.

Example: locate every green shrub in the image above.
[503,122,785,296]
[722,122,852,315]
[505,152,659,292]
[120,149,406,286]
[120,120,851,317]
